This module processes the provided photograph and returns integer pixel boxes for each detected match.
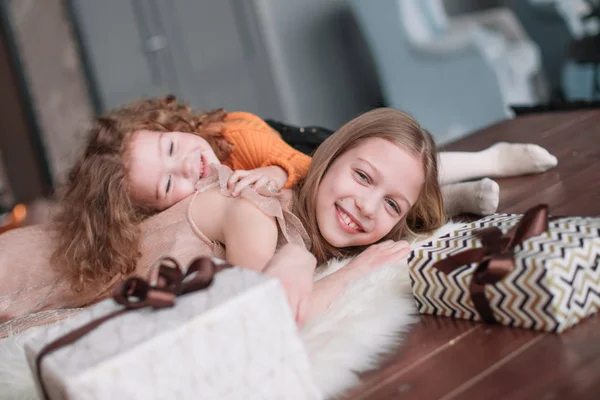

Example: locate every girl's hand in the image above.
[227,166,288,197]
[263,244,317,328]
[345,240,410,278]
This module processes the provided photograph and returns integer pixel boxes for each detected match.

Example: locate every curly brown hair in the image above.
[52,95,230,294]
[294,108,445,264]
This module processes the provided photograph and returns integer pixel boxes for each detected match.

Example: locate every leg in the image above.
[442,179,500,217]
[438,142,557,185]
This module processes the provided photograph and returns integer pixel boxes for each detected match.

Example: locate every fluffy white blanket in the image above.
[0,222,465,399]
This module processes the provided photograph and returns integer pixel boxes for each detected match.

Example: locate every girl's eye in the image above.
[165,175,172,194]
[386,199,399,213]
[169,141,174,156]
[356,170,369,183]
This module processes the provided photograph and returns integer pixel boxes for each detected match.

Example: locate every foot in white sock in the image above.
[485,142,558,177]
[443,178,500,217]
[472,178,500,215]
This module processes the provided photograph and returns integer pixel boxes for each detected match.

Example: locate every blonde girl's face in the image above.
[315,137,424,248]
[127,130,221,210]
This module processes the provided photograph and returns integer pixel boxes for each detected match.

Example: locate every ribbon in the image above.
[432,204,549,324]
[35,257,233,400]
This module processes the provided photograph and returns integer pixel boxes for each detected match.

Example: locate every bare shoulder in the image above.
[189,186,279,270]
[188,188,230,243]
[189,187,278,247]
[223,195,278,270]
[223,192,278,247]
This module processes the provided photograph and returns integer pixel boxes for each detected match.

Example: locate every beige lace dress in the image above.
[0,165,309,337]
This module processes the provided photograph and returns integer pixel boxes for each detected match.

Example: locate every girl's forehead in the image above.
[340,137,405,159]
[330,137,424,204]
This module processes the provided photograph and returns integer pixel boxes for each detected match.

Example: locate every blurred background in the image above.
[1,0,599,227]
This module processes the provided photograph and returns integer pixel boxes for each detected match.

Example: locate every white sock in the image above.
[439,143,558,184]
[484,142,558,177]
[442,179,500,217]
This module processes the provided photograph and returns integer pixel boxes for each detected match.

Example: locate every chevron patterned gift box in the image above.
[408,204,600,333]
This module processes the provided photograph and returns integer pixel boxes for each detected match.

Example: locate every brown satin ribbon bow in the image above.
[35,257,233,400]
[432,204,549,324]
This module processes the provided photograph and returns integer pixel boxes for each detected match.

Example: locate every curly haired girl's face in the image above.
[127,130,221,210]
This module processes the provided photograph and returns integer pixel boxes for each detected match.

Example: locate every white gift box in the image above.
[25,266,321,400]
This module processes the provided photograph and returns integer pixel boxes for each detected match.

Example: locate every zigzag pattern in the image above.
[408,214,600,333]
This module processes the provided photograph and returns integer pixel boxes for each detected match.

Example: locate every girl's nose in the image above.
[182,156,194,178]
[355,196,376,219]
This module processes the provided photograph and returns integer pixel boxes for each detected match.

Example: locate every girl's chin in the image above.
[322,229,376,249]
[321,230,351,248]
[318,218,359,248]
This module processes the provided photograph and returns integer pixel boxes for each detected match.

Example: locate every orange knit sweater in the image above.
[220,112,311,188]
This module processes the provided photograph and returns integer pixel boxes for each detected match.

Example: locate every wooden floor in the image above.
[343,110,600,400]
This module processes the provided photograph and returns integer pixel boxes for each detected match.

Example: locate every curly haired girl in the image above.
[0,104,443,330]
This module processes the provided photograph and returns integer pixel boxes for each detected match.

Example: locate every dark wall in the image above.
[0,12,49,203]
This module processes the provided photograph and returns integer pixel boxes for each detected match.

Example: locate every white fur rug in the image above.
[0,222,464,399]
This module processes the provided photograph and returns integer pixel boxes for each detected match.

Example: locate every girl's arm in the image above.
[189,187,278,271]
[307,240,410,320]
[221,198,278,271]
[223,112,312,189]
[189,188,315,325]
[264,244,317,327]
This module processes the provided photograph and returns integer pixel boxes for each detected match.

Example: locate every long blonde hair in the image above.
[294,108,445,264]
[52,96,230,294]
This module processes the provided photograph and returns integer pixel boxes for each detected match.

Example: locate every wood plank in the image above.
[342,316,479,399]
[354,324,540,400]
[442,111,596,152]
[442,110,600,216]
[443,313,600,400]
[499,161,600,216]
[496,112,600,215]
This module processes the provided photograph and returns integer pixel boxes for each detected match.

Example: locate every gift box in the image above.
[408,204,600,333]
[25,258,321,400]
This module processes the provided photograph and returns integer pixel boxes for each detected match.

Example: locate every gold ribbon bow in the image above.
[432,204,549,324]
[36,257,233,400]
